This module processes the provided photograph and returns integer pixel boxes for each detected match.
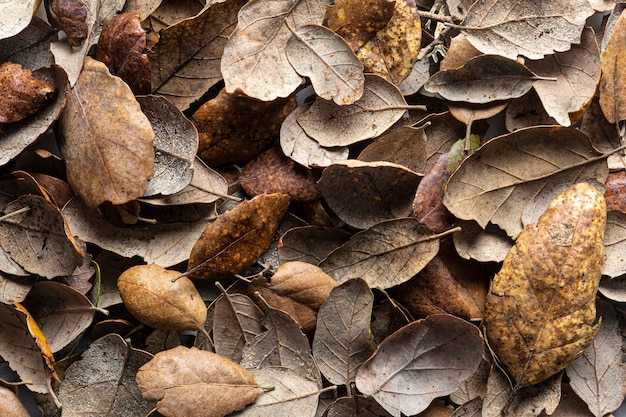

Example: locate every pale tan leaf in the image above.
[0,273,34,304]
[599,9,626,123]
[601,210,626,278]
[0,0,37,40]
[0,385,30,417]
[453,221,513,263]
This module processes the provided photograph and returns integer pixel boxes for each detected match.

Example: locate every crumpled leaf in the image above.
[485,182,606,387]
[0,195,82,278]
[599,9,626,124]
[0,0,37,40]
[0,62,56,124]
[318,160,420,229]
[46,0,88,47]
[443,126,608,239]
[136,346,261,417]
[188,193,290,279]
[297,75,407,147]
[312,278,374,386]
[138,95,198,197]
[149,0,246,110]
[221,0,327,100]
[95,11,151,94]
[319,218,440,289]
[461,0,594,60]
[117,264,207,331]
[424,55,536,104]
[355,314,484,417]
[58,57,155,208]
[58,333,154,416]
[286,24,364,105]
[0,385,29,417]
[566,300,626,417]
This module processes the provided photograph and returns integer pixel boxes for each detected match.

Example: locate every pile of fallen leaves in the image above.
[1,0,625,416]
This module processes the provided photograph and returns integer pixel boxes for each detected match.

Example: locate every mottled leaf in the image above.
[599,9,626,123]
[0,62,55,124]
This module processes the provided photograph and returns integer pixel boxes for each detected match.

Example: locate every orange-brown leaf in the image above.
[0,62,56,124]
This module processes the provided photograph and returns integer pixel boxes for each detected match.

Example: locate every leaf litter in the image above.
[1,1,626,416]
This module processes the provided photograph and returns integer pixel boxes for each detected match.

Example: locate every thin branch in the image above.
[0,207,30,222]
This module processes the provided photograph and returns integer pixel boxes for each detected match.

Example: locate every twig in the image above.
[0,207,30,222]
[417,10,455,23]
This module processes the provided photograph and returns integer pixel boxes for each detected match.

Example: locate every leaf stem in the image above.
[0,207,30,222]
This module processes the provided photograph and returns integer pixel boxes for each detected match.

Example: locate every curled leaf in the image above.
[0,62,56,124]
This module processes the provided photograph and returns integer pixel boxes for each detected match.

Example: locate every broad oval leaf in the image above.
[319,218,440,289]
[443,126,608,239]
[312,278,374,386]
[286,25,364,105]
[136,346,261,417]
[355,314,484,417]
[297,74,407,147]
[58,57,155,208]
[461,0,594,60]
[485,183,606,386]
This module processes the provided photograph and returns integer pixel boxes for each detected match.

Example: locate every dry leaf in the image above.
[0,273,34,304]
[0,62,55,124]
[439,33,481,71]
[0,0,37,40]
[58,333,154,416]
[0,17,57,70]
[117,264,207,331]
[221,0,327,100]
[319,218,440,289]
[355,314,484,416]
[461,0,594,59]
[297,74,408,147]
[485,182,606,386]
[318,160,420,229]
[188,193,290,279]
[46,0,88,47]
[0,385,30,417]
[444,126,608,239]
[453,220,513,263]
[398,57,431,96]
[566,300,626,417]
[277,226,352,265]
[58,57,155,208]
[504,89,558,132]
[137,346,261,417]
[546,384,596,417]
[580,98,626,171]
[312,278,374,386]
[286,24,364,105]
[603,210,626,278]
[600,9,626,123]
[324,395,395,417]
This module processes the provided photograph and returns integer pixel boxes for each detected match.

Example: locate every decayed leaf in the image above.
[485,182,606,387]
[137,95,198,197]
[356,0,421,84]
[0,0,37,40]
[566,300,626,417]
[0,62,56,124]
[14,302,58,383]
[221,0,327,100]
[249,261,337,333]
[286,25,364,105]
[0,385,30,417]
[117,264,207,331]
[599,9,626,124]
[188,193,290,280]
[297,74,408,147]
[0,195,82,278]
[46,0,88,47]
[58,57,155,208]
[603,210,626,278]
[319,218,440,289]
[423,55,536,104]
[58,333,154,416]
[22,281,95,352]
[355,314,484,417]
[461,0,594,60]
[150,0,246,110]
[277,226,352,265]
[137,346,261,417]
[444,126,608,239]
[96,12,151,94]
[318,160,420,229]
[527,27,600,126]
[0,303,50,393]
[312,278,374,386]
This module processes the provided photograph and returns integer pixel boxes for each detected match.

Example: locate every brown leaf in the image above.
[600,9,626,124]
[324,395,394,417]
[117,264,207,331]
[398,56,431,96]
[546,384,595,417]
[580,98,626,171]
[286,24,364,105]
[0,62,56,124]
[485,182,606,386]
[221,0,327,100]
[0,195,82,278]
[249,261,338,334]
[193,88,296,167]
[58,57,155,208]
[187,193,290,280]
[0,385,30,417]
[444,126,608,239]
[58,334,154,416]
[137,346,261,417]
[319,218,440,289]
[0,17,57,70]
[240,147,321,202]
[277,226,352,265]
[312,278,374,386]
[566,300,626,417]
[504,89,558,132]
[424,55,536,104]
[323,0,395,52]
[448,101,508,126]
[452,220,513,263]
[46,0,88,47]
[96,12,151,94]
[318,160,420,229]
[461,0,594,59]
[603,210,626,278]
[0,273,34,304]
[439,33,481,71]
[355,314,484,416]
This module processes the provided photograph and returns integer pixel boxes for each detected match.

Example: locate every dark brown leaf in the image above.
[46,0,88,47]
[278,226,352,265]
[0,62,55,124]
